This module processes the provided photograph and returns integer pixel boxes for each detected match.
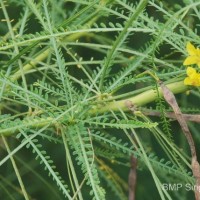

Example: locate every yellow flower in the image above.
[183,42,200,67]
[184,67,200,86]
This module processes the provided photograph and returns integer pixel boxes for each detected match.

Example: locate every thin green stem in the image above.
[2,136,30,200]
[62,129,84,200]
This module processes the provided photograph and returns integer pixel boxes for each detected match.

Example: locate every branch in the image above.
[159,80,200,200]
[91,80,188,114]
[128,155,137,200]
[0,80,188,137]
[133,110,200,123]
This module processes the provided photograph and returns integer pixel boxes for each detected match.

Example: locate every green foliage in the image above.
[0,0,200,199]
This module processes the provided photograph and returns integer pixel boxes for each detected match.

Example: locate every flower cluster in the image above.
[183,42,200,86]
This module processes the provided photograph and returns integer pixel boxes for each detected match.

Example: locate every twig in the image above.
[159,80,200,200]
[125,99,200,123]
[140,110,200,123]
[128,155,137,200]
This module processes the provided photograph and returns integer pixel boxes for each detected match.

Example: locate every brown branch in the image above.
[128,155,137,200]
[159,81,200,200]
[125,99,200,123]
[142,111,200,123]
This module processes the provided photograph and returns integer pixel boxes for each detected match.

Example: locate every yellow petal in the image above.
[194,81,200,86]
[186,42,197,56]
[197,48,200,56]
[184,77,192,85]
[184,66,200,86]
[193,55,200,67]
[186,67,196,76]
[183,56,199,66]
